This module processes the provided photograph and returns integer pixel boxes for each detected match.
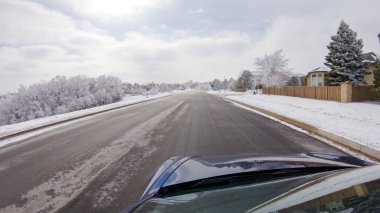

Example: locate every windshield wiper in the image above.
[157,166,352,197]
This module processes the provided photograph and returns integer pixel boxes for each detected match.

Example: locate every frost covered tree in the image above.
[141,83,160,97]
[227,78,237,89]
[222,79,228,90]
[237,70,253,89]
[0,75,124,125]
[325,21,368,86]
[254,50,290,87]
[122,83,133,94]
[250,73,262,89]
[158,83,171,93]
[211,79,223,90]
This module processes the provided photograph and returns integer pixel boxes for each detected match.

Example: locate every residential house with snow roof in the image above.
[306,67,329,86]
[305,52,378,87]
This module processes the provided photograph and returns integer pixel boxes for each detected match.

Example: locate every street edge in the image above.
[0,94,172,141]
[225,97,380,162]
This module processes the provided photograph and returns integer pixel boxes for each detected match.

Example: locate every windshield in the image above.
[0,1,379,213]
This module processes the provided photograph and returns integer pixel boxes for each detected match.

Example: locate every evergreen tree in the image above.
[325,21,368,86]
[374,62,380,88]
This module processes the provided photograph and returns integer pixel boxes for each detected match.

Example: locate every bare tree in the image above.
[237,70,253,89]
[254,50,291,87]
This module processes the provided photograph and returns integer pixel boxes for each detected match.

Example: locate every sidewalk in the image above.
[222,93,380,159]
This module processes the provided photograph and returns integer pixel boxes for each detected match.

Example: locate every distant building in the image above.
[306,67,329,87]
[362,52,379,86]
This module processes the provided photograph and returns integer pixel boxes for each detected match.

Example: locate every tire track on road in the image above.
[0,100,186,213]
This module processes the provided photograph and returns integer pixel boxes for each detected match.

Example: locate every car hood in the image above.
[162,153,367,187]
[140,152,369,200]
[133,165,380,213]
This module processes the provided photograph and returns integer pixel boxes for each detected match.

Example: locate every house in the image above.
[363,52,379,86]
[306,67,329,86]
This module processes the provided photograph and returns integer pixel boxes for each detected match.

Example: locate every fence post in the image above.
[340,82,352,103]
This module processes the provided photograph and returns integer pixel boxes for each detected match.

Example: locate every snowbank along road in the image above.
[0,91,347,213]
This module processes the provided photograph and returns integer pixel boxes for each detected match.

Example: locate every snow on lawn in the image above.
[207,90,249,96]
[226,94,380,151]
[0,93,171,140]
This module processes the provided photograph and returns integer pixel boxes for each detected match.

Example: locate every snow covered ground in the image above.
[223,93,380,152]
[207,90,249,96]
[0,92,173,147]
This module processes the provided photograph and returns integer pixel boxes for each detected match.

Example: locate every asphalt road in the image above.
[0,91,346,213]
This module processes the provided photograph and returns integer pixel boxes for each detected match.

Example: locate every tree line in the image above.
[0,76,203,126]
[0,75,124,125]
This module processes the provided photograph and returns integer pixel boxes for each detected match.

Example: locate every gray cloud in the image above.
[0,0,379,93]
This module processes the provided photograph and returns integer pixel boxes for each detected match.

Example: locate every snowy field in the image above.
[0,92,173,147]
[224,94,380,152]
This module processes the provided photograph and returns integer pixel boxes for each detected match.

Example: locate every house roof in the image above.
[305,66,329,78]
[311,66,330,72]
[293,73,306,77]
[363,52,379,63]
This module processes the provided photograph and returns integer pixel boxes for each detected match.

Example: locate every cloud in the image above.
[43,0,175,20]
[251,15,339,73]
[110,31,256,82]
[1,0,380,93]
[250,2,380,74]
[0,0,256,93]
[188,7,204,14]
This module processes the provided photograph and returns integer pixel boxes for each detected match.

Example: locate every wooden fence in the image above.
[263,86,341,102]
[233,87,247,92]
[352,86,376,102]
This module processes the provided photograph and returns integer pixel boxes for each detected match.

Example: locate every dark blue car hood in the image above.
[140,152,369,201]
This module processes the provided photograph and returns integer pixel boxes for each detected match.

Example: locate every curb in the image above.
[0,95,171,141]
[226,97,380,162]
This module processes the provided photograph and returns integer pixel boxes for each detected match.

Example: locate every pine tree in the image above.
[325,21,368,86]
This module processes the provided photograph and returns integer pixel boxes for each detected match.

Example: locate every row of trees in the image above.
[0,76,208,125]
[121,81,203,95]
[210,78,237,90]
[0,75,125,125]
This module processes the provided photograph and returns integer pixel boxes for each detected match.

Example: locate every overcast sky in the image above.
[0,0,379,93]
